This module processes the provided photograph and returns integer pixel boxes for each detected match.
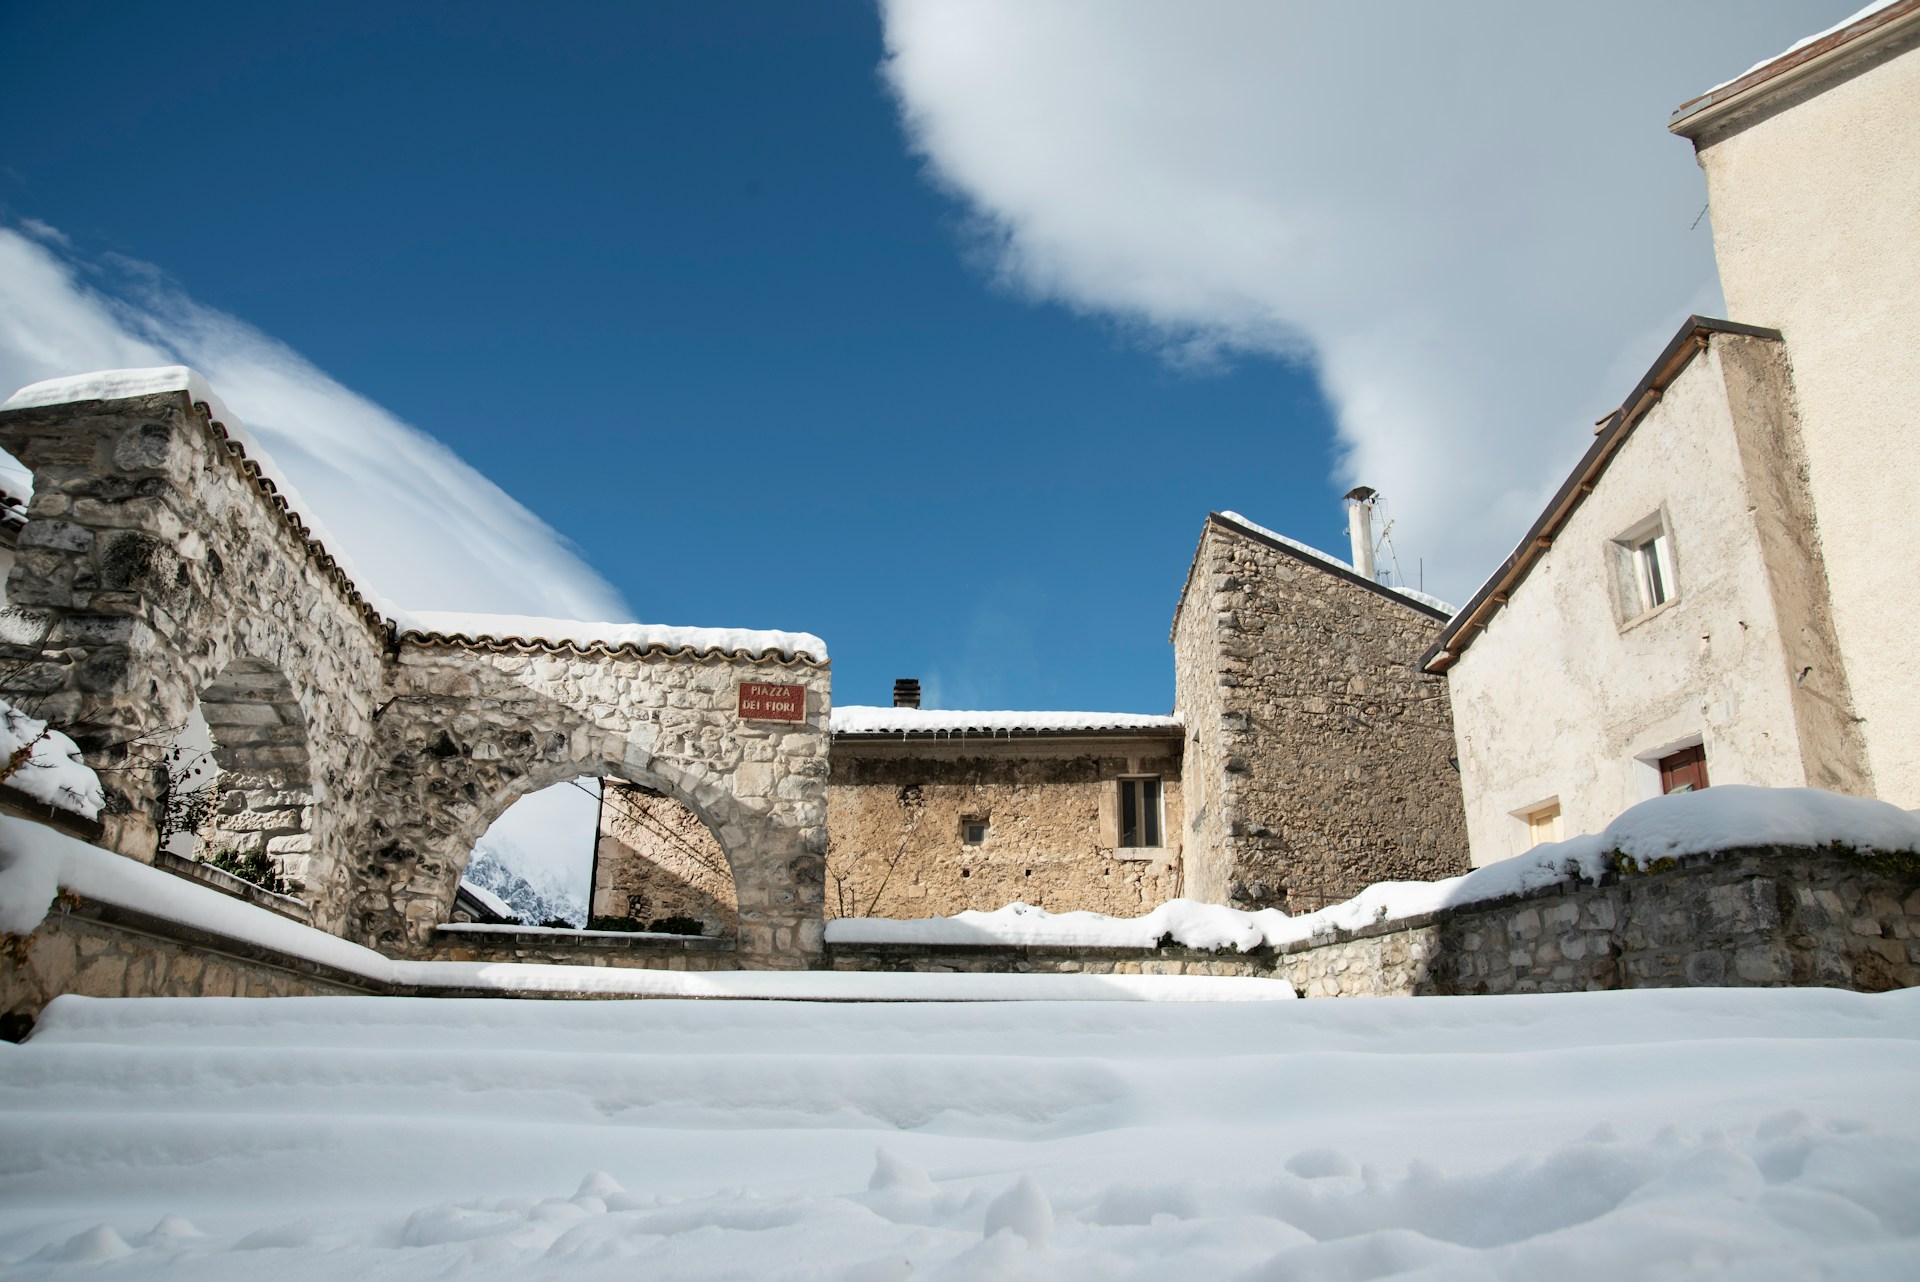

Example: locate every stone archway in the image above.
[353,637,830,967]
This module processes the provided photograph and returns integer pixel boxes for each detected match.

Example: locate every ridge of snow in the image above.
[0,816,1281,1000]
[1216,510,1456,614]
[1701,0,1900,96]
[831,706,1179,736]
[3,369,827,660]
[0,699,104,821]
[396,610,827,662]
[830,786,1920,950]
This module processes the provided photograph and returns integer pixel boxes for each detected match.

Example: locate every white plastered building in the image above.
[1425,2,1920,865]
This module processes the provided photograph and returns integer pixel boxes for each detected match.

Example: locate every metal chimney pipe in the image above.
[892,678,922,709]
[1343,486,1378,582]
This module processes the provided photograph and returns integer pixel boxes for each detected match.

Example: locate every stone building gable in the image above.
[1172,514,1467,910]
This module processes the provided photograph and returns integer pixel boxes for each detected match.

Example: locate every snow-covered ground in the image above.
[1,988,1916,1280]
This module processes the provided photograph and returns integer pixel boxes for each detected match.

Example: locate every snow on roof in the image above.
[398,611,828,665]
[1214,510,1456,615]
[1703,0,1902,95]
[831,706,1180,737]
[3,368,827,665]
[4,366,397,625]
[456,878,516,922]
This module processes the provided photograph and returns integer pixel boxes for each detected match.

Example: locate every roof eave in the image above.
[1670,0,1920,141]
[1418,316,1783,675]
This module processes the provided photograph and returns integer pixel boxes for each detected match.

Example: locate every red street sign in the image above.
[737,682,807,723]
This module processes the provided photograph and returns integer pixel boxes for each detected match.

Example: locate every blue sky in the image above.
[0,1,1844,717]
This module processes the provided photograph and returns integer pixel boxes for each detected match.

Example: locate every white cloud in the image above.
[0,226,628,621]
[879,0,1841,600]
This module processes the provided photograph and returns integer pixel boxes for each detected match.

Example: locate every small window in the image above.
[1658,744,1709,794]
[1525,801,1563,849]
[961,818,989,845]
[1119,777,1162,848]
[1612,513,1678,622]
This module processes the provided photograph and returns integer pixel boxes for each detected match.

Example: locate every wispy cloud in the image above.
[0,225,628,620]
[879,0,1837,599]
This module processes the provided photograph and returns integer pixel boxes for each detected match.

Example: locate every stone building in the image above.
[1172,511,1467,910]
[825,698,1185,919]
[588,513,1471,923]
[1424,3,1919,866]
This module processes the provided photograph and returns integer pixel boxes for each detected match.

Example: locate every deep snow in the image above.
[0,988,1916,1279]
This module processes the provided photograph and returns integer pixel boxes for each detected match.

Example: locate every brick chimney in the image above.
[893,678,921,709]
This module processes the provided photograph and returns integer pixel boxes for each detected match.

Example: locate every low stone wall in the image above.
[424,925,739,971]
[829,846,1920,996]
[2,898,378,1038]
[6,843,1913,1038]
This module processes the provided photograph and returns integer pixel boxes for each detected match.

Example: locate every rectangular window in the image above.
[961,817,989,845]
[1119,777,1161,848]
[1611,513,1679,624]
[1525,801,1563,849]
[1658,744,1709,794]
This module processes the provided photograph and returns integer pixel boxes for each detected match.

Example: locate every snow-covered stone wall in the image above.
[0,381,831,966]
[0,389,387,928]
[1171,514,1468,912]
[826,844,1920,996]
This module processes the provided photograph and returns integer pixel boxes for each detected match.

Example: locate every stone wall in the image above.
[3,899,377,1038]
[0,391,388,930]
[1172,515,1468,911]
[826,734,1183,919]
[591,782,739,934]
[827,846,1920,996]
[0,386,833,969]
[354,639,829,965]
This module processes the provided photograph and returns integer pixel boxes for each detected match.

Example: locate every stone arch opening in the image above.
[591,780,739,936]
[387,740,774,952]
[160,656,316,896]
[457,776,603,929]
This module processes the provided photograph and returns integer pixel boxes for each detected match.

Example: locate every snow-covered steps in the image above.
[2,988,1918,1278]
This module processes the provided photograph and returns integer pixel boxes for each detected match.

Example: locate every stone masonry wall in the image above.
[592,782,739,934]
[827,736,1183,920]
[0,387,834,968]
[1173,516,1468,912]
[827,846,1920,997]
[358,641,830,966]
[0,391,386,930]
[3,901,375,1038]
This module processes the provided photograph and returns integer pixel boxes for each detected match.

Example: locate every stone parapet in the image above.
[827,846,1920,996]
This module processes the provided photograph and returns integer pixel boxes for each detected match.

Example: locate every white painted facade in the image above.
[1676,5,1920,806]
[1444,336,1842,865]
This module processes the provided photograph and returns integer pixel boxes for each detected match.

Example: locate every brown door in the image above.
[1658,745,1710,794]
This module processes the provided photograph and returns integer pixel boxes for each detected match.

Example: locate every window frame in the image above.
[1610,509,1681,627]
[1117,776,1163,850]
